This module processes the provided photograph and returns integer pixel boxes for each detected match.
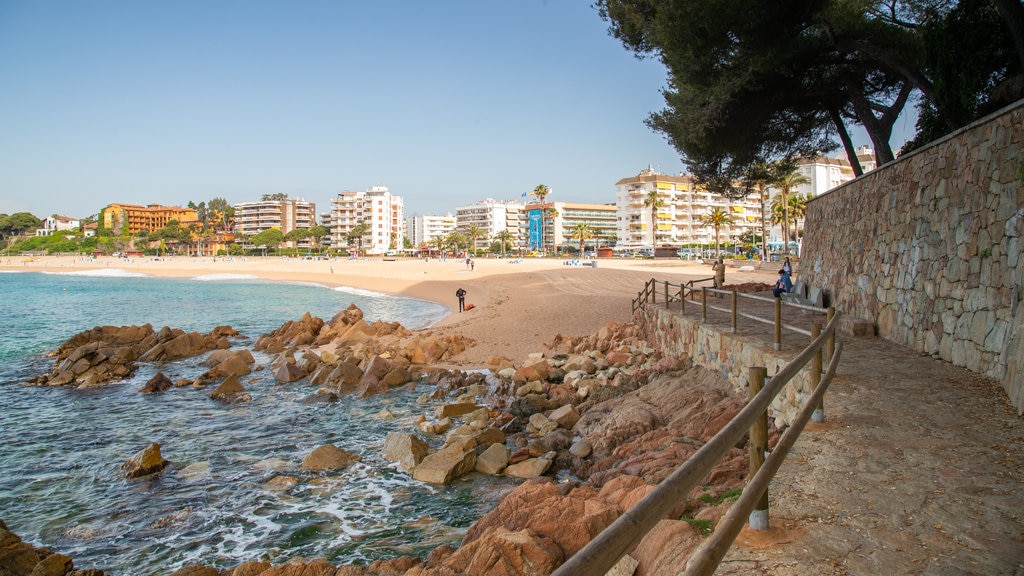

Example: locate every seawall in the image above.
[800,101,1023,413]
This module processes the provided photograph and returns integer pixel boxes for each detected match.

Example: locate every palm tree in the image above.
[787,194,809,245]
[700,207,736,258]
[570,222,594,254]
[430,234,446,257]
[494,229,514,258]
[744,161,776,260]
[446,230,466,257]
[465,224,484,256]
[643,189,665,247]
[773,165,810,254]
[530,184,551,254]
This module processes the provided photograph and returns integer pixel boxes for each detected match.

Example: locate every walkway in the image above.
[669,292,1024,575]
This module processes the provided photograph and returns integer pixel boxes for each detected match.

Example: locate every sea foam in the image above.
[54,268,149,278]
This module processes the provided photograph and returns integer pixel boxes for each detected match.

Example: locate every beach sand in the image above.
[5,255,776,366]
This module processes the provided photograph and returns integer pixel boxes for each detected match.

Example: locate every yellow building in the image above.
[101,203,198,236]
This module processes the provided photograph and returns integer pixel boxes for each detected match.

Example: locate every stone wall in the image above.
[638,307,819,429]
[799,101,1024,414]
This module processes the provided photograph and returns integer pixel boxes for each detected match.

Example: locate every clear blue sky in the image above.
[0,1,909,221]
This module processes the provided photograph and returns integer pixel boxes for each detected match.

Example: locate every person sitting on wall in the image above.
[773,269,793,298]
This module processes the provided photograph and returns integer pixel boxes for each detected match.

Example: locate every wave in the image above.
[332,285,389,298]
[48,268,149,278]
[192,274,261,282]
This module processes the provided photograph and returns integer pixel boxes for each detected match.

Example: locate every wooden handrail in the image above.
[550,311,842,575]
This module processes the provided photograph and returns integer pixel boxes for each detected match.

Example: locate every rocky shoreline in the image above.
[7,305,765,576]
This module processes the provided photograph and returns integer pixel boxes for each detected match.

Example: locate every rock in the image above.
[504,456,553,479]
[515,380,545,397]
[435,402,481,418]
[170,564,222,576]
[203,349,255,378]
[475,443,510,475]
[548,404,580,429]
[527,413,558,437]
[473,427,506,447]
[630,519,703,575]
[178,461,211,481]
[569,440,592,458]
[382,432,429,472]
[123,442,169,478]
[272,361,307,383]
[300,444,361,471]
[412,438,476,484]
[463,480,620,558]
[209,374,250,403]
[263,476,299,492]
[301,389,339,404]
[139,372,174,393]
[440,527,563,576]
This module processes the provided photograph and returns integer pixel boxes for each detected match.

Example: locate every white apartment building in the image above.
[322,185,404,255]
[233,198,317,249]
[614,168,762,251]
[523,201,617,253]
[406,214,456,248]
[36,215,81,236]
[455,198,524,251]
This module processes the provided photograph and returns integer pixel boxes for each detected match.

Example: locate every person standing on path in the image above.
[712,258,725,289]
[456,287,467,312]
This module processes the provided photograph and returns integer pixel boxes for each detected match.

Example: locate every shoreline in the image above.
[3,255,777,365]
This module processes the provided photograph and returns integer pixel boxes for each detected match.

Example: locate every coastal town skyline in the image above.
[0,1,909,223]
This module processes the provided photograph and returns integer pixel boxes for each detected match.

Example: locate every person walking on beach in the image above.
[456,287,467,312]
[712,258,725,289]
[782,257,793,276]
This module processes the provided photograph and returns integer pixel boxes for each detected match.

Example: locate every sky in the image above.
[0,1,916,221]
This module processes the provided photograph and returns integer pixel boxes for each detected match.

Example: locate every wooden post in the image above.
[811,323,824,423]
[773,297,782,351]
[664,282,670,310]
[748,366,769,529]
[730,290,738,333]
[826,306,836,365]
[701,287,708,323]
[680,285,686,314]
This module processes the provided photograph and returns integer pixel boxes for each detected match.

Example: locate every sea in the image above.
[0,269,514,575]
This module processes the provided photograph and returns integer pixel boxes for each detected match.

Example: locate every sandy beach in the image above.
[4,254,776,366]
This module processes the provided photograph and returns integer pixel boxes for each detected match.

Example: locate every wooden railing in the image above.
[632,278,832,351]
[551,286,842,576]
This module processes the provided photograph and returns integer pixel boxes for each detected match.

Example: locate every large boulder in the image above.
[412,437,476,484]
[209,375,250,403]
[140,372,174,394]
[437,527,563,576]
[203,349,255,378]
[123,443,169,478]
[463,479,621,558]
[382,432,429,472]
[300,444,361,471]
[0,519,77,576]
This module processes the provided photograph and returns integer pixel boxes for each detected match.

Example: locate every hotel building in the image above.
[100,203,198,236]
[233,198,317,249]
[322,185,404,255]
[455,198,525,252]
[406,214,457,248]
[524,201,617,253]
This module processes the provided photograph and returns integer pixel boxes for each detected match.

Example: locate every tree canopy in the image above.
[596,0,1023,191]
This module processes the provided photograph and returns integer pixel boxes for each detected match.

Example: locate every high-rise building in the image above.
[101,203,198,236]
[614,168,761,251]
[455,198,524,252]
[233,198,317,249]
[524,201,617,253]
[322,185,404,254]
[406,214,456,248]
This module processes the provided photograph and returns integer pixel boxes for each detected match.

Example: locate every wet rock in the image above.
[547,404,580,429]
[300,444,361,471]
[382,432,429,472]
[435,402,481,418]
[412,437,476,484]
[272,361,307,384]
[475,443,509,475]
[123,443,168,478]
[209,374,250,403]
[504,455,553,479]
[139,372,174,394]
[526,413,558,437]
[203,349,255,378]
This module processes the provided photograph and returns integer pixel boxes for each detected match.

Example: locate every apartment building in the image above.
[455,198,524,251]
[322,185,404,254]
[101,203,198,236]
[233,198,317,249]
[406,214,456,248]
[614,168,762,250]
[524,201,617,253]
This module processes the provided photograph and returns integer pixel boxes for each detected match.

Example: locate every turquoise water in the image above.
[0,270,510,574]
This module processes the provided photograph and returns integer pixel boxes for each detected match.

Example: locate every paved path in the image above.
[687,298,1024,575]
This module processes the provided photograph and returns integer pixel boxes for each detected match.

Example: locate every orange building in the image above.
[101,203,198,236]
